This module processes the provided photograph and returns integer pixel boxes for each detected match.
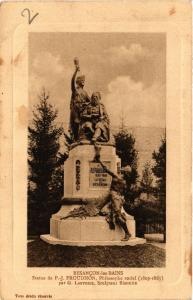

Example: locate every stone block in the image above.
[40,234,146,247]
[50,215,136,241]
[64,144,120,199]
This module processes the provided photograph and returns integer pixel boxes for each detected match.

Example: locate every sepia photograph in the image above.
[0,2,191,299]
[27,32,166,268]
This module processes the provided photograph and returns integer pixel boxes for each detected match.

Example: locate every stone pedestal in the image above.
[50,216,136,240]
[64,144,120,199]
[41,144,146,246]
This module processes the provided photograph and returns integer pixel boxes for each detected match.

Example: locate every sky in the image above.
[29,32,166,131]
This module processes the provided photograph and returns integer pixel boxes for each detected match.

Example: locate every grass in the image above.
[28,239,165,268]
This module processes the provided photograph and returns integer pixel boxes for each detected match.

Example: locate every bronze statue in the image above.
[69,58,110,143]
[69,58,90,141]
[94,145,132,241]
[79,91,110,142]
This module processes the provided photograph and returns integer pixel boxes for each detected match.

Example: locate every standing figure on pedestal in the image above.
[95,146,131,241]
[70,58,90,141]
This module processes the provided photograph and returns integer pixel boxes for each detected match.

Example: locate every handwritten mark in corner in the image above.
[21,8,39,25]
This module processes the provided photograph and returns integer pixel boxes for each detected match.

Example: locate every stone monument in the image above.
[41,59,146,246]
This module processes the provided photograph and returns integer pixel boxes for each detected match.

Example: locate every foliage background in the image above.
[28,93,166,238]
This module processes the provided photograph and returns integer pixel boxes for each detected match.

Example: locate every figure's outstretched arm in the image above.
[71,67,79,93]
[94,145,116,177]
[98,160,117,178]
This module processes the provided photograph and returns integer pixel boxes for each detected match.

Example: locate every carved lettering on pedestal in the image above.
[89,161,111,189]
[75,160,81,191]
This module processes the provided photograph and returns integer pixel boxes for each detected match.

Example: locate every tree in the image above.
[152,137,166,242]
[114,129,139,205]
[28,89,63,234]
[152,137,166,198]
[140,161,154,196]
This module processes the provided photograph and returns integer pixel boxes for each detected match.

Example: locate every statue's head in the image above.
[76,75,85,87]
[91,92,101,105]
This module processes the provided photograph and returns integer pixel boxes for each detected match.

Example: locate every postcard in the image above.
[0,1,191,299]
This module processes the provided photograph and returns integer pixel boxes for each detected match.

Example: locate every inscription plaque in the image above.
[89,161,111,189]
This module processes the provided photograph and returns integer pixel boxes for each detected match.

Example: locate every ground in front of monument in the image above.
[27,238,165,268]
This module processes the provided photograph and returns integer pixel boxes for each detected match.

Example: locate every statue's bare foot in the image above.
[121,233,131,241]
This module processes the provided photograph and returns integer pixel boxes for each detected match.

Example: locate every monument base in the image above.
[40,234,146,247]
[40,216,146,246]
[41,143,146,247]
